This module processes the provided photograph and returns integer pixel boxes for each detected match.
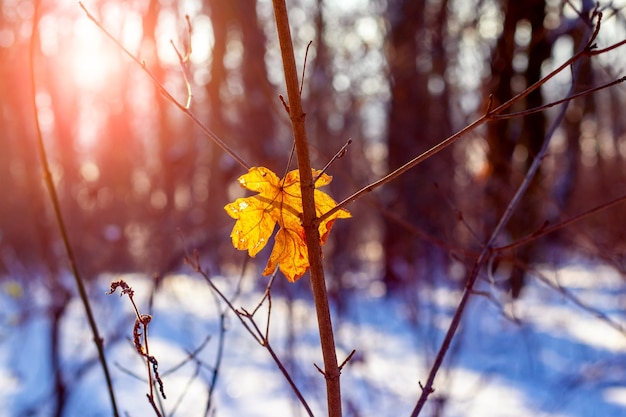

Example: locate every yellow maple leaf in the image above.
[224,166,351,282]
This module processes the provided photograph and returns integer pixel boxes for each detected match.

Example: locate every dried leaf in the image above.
[225,166,350,281]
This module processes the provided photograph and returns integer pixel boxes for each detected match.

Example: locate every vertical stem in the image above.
[271,1,342,416]
[29,2,119,416]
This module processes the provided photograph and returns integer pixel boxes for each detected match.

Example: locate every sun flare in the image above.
[69,16,124,90]
[38,3,145,93]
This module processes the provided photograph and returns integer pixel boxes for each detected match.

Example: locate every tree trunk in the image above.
[383,0,453,290]
[485,0,551,298]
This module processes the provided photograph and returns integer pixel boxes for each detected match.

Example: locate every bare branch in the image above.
[184,255,314,416]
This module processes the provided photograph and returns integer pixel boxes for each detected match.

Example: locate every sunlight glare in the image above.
[58,3,143,93]
[71,16,119,90]
[189,14,214,64]
[355,16,380,46]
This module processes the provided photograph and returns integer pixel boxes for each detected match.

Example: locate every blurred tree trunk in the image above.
[202,0,275,270]
[0,41,33,272]
[143,0,195,272]
[383,0,453,290]
[237,0,276,165]
[485,0,551,298]
[307,0,361,301]
[204,0,236,271]
[0,13,62,276]
[558,9,595,211]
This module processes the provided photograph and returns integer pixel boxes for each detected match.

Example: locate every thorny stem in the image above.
[29,3,120,416]
[272,1,343,416]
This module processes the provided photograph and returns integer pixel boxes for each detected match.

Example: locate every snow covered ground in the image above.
[1,257,625,417]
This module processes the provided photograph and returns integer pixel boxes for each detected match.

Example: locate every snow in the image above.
[1,259,625,417]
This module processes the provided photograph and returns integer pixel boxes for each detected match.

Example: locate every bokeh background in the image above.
[2,0,626,293]
[1,0,626,416]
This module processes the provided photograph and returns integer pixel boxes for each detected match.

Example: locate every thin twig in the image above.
[204,311,225,416]
[490,76,626,120]
[185,252,262,344]
[107,281,166,412]
[338,350,356,371]
[492,256,626,337]
[171,39,193,109]
[590,38,626,54]
[147,394,163,417]
[162,333,212,377]
[301,40,313,96]
[185,254,314,416]
[315,139,352,183]
[251,271,277,317]
[280,94,291,114]
[532,266,626,336]
[30,3,120,416]
[264,276,275,340]
[169,361,203,416]
[494,193,626,253]
[318,115,486,224]
[203,258,240,417]
[265,343,315,417]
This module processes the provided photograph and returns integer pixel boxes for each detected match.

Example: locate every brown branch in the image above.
[338,350,356,371]
[271,1,342,416]
[490,76,626,120]
[318,115,487,224]
[590,38,626,55]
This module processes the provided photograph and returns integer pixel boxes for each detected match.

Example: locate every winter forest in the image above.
[1,0,626,416]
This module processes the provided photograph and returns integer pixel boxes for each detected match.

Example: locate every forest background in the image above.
[3,0,626,294]
[0,0,625,416]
